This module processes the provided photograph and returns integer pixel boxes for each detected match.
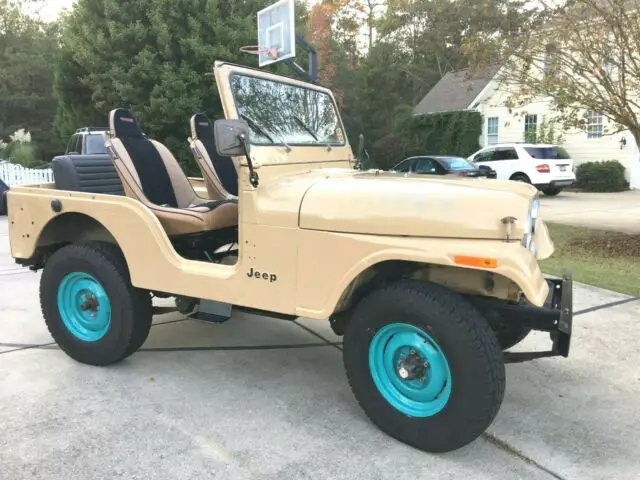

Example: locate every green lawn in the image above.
[541,223,640,296]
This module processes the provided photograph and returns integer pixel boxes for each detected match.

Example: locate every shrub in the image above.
[1,128,45,168]
[8,142,39,168]
[575,160,628,192]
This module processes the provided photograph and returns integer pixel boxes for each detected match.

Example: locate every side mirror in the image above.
[357,133,365,159]
[477,165,491,171]
[214,119,250,157]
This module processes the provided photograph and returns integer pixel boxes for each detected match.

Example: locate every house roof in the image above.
[412,65,501,116]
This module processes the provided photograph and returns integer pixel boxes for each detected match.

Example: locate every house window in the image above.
[487,117,499,145]
[586,111,603,138]
[524,114,538,142]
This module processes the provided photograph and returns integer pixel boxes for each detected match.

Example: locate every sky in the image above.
[25,0,76,22]
[28,0,321,22]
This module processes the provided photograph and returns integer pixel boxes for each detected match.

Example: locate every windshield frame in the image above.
[227,71,348,149]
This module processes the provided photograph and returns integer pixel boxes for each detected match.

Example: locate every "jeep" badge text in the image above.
[246,267,277,283]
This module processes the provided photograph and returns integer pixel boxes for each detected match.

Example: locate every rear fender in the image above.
[7,187,180,285]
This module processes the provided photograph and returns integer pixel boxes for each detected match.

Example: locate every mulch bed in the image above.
[567,231,640,257]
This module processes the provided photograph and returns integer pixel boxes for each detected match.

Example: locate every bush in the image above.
[575,160,628,192]
[8,142,39,168]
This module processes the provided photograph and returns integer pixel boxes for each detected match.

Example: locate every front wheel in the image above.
[343,280,505,453]
[40,242,152,366]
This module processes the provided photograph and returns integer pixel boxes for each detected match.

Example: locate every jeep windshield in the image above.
[229,73,346,147]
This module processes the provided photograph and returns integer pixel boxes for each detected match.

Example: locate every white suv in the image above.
[467,143,576,196]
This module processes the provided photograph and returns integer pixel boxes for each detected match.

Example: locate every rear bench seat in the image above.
[51,154,124,195]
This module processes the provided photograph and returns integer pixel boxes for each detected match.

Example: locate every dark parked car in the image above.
[392,155,497,179]
[0,177,8,216]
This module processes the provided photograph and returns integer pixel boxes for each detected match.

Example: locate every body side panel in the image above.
[7,187,300,314]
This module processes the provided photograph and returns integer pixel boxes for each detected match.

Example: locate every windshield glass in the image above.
[84,133,108,154]
[524,146,571,159]
[439,157,474,170]
[229,73,346,147]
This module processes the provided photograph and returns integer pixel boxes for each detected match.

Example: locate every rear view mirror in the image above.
[214,119,250,157]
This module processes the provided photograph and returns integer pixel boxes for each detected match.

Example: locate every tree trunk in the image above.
[628,129,640,190]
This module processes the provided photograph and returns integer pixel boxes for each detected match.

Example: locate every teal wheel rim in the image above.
[57,272,111,342]
[368,323,452,417]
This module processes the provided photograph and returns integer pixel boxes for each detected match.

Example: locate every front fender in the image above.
[295,230,550,319]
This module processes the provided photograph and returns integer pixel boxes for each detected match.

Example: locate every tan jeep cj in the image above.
[5,61,573,454]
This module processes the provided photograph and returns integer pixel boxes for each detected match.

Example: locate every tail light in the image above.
[536,164,550,173]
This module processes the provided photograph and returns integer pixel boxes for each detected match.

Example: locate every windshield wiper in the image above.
[239,113,291,151]
[294,116,333,151]
[239,113,274,142]
[293,116,319,140]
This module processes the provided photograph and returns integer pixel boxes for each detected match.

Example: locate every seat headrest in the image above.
[109,108,143,138]
[190,113,214,141]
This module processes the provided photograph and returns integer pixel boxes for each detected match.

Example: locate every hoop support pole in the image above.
[282,34,318,84]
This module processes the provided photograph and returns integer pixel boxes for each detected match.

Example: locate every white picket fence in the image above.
[0,161,53,186]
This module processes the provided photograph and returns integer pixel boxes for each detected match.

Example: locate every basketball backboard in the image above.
[257,0,296,67]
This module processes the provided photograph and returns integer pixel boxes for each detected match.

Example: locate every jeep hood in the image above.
[298,170,537,240]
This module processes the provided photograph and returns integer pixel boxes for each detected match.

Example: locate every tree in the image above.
[339,0,528,167]
[463,0,640,146]
[0,0,60,163]
[53,0,310,173]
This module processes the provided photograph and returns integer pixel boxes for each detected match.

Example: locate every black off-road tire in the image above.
[343,280,506,453]
[490,318,531,350]
[472,305,532,351]
[40,242,152,366]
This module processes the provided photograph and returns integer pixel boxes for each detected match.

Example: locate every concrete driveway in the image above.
[1,217,639,479]
[540,190,640,233]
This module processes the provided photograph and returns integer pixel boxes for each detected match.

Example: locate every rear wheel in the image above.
[343,280,505,453]
[40,242,152,366]
[542,187,562,196]
[511,173,530,183]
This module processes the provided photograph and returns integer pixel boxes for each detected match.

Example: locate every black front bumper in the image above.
[470,269,574,363]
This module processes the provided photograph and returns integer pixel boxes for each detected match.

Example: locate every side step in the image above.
[162,296,299,323]
[189,299,233,324]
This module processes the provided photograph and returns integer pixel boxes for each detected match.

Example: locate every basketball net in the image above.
[239,45,279,60]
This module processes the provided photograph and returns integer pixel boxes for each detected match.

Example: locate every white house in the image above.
[412,66,636,181]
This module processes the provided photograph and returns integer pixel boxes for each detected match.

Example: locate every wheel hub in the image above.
[57,272,112,342]
[80,293,99,313]
[368,323,452,418]
[396,349,428,380]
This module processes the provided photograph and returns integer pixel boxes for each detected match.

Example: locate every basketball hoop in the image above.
[239,45,279,61]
